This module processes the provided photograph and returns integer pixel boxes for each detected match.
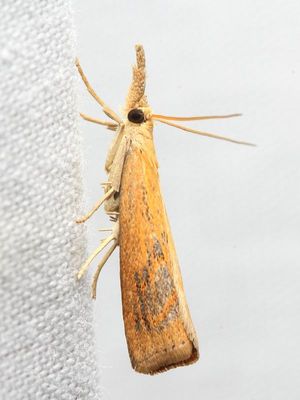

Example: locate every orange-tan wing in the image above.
[119,141,199,374]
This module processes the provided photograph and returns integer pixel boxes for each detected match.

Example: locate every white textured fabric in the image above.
[0,1,100,399]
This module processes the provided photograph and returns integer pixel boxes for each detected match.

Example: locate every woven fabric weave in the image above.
[0,1,100,398]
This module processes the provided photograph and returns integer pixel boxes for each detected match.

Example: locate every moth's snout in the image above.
[127,108,145,124]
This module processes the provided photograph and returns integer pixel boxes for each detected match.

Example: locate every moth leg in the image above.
[103,137,129,215]
[80,112,118,131]
[100,181,112,187]
[91,240,118,299]
[76,187,114,224]
[105,124,125,172]
[76,58,122,124]
[77,221,119,281]
[108,213,119,222]
[77,134,128,224]
[108,135,129,192]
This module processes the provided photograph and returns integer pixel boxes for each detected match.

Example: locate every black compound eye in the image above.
[127,108,145,124]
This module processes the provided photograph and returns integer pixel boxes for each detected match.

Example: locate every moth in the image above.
[76,45,254,374]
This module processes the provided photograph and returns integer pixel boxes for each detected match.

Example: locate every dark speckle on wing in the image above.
[155,265,175,307]
[133,264,178,333]
[161,231,169,244]
[134,271,151,331]
[157,300,179,332]
[153,236,164,259]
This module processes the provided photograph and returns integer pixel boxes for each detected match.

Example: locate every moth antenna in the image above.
[153,117,256,146]
[151,113,242,121]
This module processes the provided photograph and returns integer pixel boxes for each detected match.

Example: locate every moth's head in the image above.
[122,45,255,147]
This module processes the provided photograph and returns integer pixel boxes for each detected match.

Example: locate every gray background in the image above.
[74,1,300,399]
